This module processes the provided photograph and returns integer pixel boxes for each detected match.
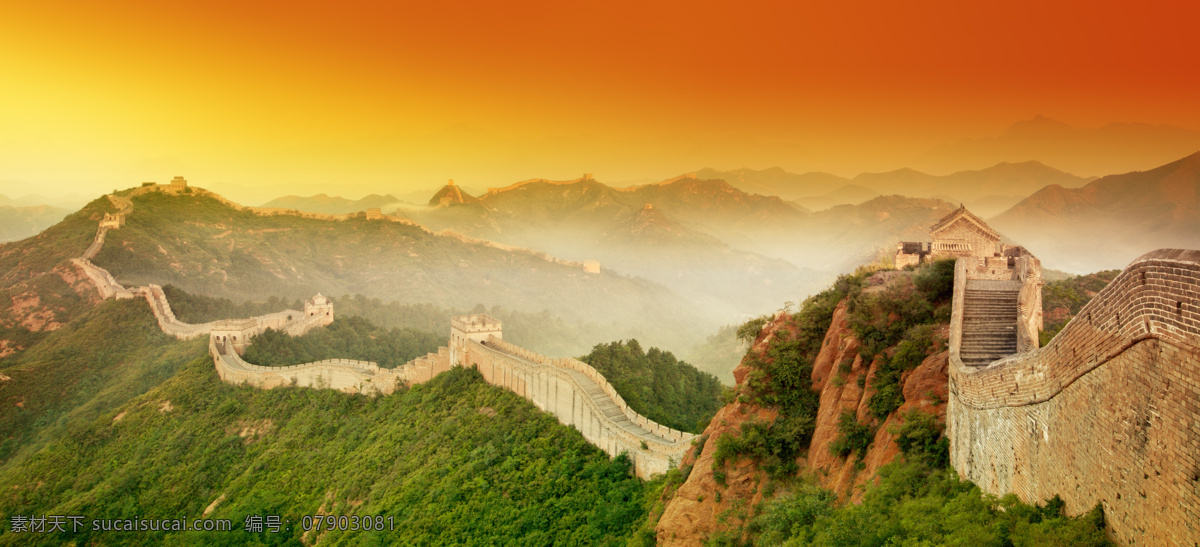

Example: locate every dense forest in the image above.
[579,340,724,433]
[240,316,445,369]
[0,300,661,545]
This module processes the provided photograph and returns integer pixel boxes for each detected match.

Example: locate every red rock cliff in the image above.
[656,277,949,545]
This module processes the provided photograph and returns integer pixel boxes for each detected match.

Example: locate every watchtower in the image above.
[365,208,382,220]
[304,293,334,326]
[100,212,125,229]
[450,314,502,366]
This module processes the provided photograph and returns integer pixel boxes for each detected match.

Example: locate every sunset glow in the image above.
[3,0,1198,202]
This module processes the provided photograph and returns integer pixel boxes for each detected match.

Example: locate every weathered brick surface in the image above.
[949,249,1200,546]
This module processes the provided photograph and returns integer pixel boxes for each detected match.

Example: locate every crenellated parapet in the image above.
[948,248,1200,546]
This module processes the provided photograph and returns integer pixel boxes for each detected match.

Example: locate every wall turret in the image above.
[450,314,502,366]
[304,293,334,326]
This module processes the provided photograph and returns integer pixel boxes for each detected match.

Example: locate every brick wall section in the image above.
[463,335,695,478]
[949,248,1200,546]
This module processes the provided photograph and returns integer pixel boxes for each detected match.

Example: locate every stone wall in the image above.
[948,249,1200,546]
[462,335,695,478]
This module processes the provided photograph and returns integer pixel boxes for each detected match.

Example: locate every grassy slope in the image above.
[0,304,656,545]
[0,196,118,356]
[0,299,202,464]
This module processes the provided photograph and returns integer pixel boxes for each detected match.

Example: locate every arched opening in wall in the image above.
[1179,301,1185,316]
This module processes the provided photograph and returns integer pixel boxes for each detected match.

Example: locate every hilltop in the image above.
[990,151,1200,272]
[0,185,709,358]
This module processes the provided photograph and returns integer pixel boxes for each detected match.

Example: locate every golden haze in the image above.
[2,0,1199,203]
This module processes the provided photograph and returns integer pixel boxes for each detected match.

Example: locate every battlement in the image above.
[451,314,502,334]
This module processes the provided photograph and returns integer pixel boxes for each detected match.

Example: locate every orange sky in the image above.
[2,0,1198,203]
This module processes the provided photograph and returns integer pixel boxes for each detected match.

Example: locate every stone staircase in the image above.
[563,368,667,443]
[960,280,1022,367]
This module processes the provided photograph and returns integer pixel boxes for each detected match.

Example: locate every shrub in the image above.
[736,315,771,343]
[829,410,875,460]
[891,409,949,468]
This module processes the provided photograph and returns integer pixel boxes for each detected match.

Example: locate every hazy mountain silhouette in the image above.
[260,193,403,215]
[701,160,1090,207]
[0,205,71,243]
[694,167,850,201]
[407,176,825,320]
[922,116,1200,176]
[990,152,1200,272]
[793,184,880,212]
[850,161,1091,203]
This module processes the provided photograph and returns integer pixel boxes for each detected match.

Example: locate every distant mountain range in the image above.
[403,176,827,319]
[990,151,1200,272]
[260,193,406,214]
[921,115,1200,177]
[699,160,1092,216]
[0,204,71,243]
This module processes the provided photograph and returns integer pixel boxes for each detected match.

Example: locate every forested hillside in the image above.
[579,340,723,433]
[242,316,445,369]
[0,301,661,545]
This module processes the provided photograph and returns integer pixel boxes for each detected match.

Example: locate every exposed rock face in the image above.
[657,314,787,546]
[657,282,950,544]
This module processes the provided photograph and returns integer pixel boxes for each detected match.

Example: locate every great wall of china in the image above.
[948,249,1200,545]
[68,183,1200,540]
[72,182,693,478]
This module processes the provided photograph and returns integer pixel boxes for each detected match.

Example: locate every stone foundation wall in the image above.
[949,249,1200,545]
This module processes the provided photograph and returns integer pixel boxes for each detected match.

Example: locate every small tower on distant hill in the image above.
[168,176,188,191]
[365,208,382,220]
[304,293,334,326]
[100,212,125,229]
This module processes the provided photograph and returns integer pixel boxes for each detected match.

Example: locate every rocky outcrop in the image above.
[656,286,951,545]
